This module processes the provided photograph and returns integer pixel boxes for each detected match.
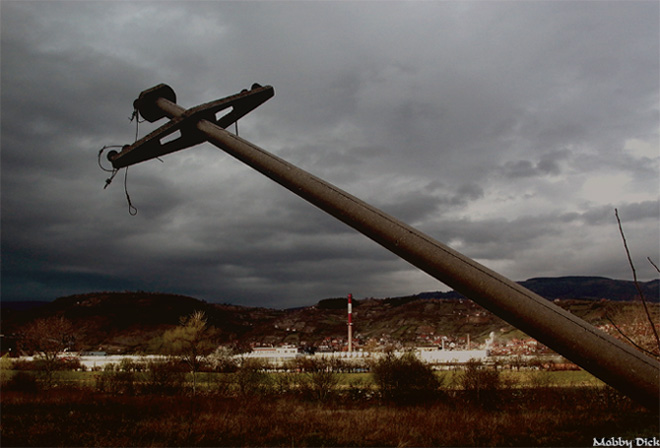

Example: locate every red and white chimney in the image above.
[348,293,353,353]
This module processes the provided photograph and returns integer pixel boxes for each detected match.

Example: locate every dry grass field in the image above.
[1,367,658,447]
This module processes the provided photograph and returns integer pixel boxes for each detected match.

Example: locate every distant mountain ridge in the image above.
[413,276,659,302]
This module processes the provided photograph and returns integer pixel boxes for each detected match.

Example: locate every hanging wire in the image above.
[130,108,164,163]
[98,145,137,215]
[97,107,145,216]
[129,108,145,142]
[124,167,138,216]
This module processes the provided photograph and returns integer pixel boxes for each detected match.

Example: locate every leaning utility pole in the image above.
[106,83,659,410]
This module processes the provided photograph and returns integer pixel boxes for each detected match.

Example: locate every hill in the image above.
[2,276,658,354]
[413,276,659,301]
[1,291,286,353]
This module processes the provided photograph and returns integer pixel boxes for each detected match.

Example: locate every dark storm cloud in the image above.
[499,151,567,179]
[1,1,658,307]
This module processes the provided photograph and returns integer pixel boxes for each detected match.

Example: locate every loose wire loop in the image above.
[98,145,138,215]
[93,108,146,215]
[124,167,138,216]
[98,145,121,190]
[98,145,121,174]
[101,100,240,216]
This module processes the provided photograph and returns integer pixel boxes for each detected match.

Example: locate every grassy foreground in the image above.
[0,368,609,389]
[1,370,658,447]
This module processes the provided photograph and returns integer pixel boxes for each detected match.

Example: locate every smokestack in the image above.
[348,294,353,353]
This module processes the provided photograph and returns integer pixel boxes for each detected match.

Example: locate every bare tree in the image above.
[21,316,76,386]
[162,311,217,395]
[611,209,660,357]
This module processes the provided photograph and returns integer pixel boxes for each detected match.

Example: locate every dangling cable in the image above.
[100,114,140,215]
[129,108,145,143]
[130,108,165,163]
[99,145,137,215]
[124,167,138,216]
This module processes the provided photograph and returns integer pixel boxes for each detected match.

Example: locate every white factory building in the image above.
[238,345,490,367]
[239,345,301,364]
[30,344,491,371]
[416,347,489,364]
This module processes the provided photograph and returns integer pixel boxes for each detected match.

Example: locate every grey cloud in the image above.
[500,152,566,179]
[556,201,660,227]
[536,158,561,176]
[451,183,484,206]
[613,201,660,224]
[427,200,659,266]
[501,160,538,178]
[2,1,658,307]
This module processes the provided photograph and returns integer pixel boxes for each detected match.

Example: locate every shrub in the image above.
[118,358,145,372]
[8,359,38,371]
[234,359,272,397]
[58,357,84,371]
[272,372,296,396]
[0,355,13,385]
[10,357,83,372]
[456,359,502,407]
[0,355,13,370]
[5,371,40,393]
[144,360,185,395]
[344,377,375,402]
[210,372,234,396]
[209,346,239,373]
[371,351,443,405]
[297,358,340,403]
[96,364,140,395]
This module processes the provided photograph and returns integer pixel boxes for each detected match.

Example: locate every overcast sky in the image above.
[2,1,658,308]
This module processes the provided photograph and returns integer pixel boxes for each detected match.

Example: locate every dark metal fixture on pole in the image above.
[107,84,659,410]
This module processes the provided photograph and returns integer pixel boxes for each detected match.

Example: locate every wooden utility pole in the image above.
[107,83,659,410]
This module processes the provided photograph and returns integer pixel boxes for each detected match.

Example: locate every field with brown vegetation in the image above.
[2,364,658,447]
